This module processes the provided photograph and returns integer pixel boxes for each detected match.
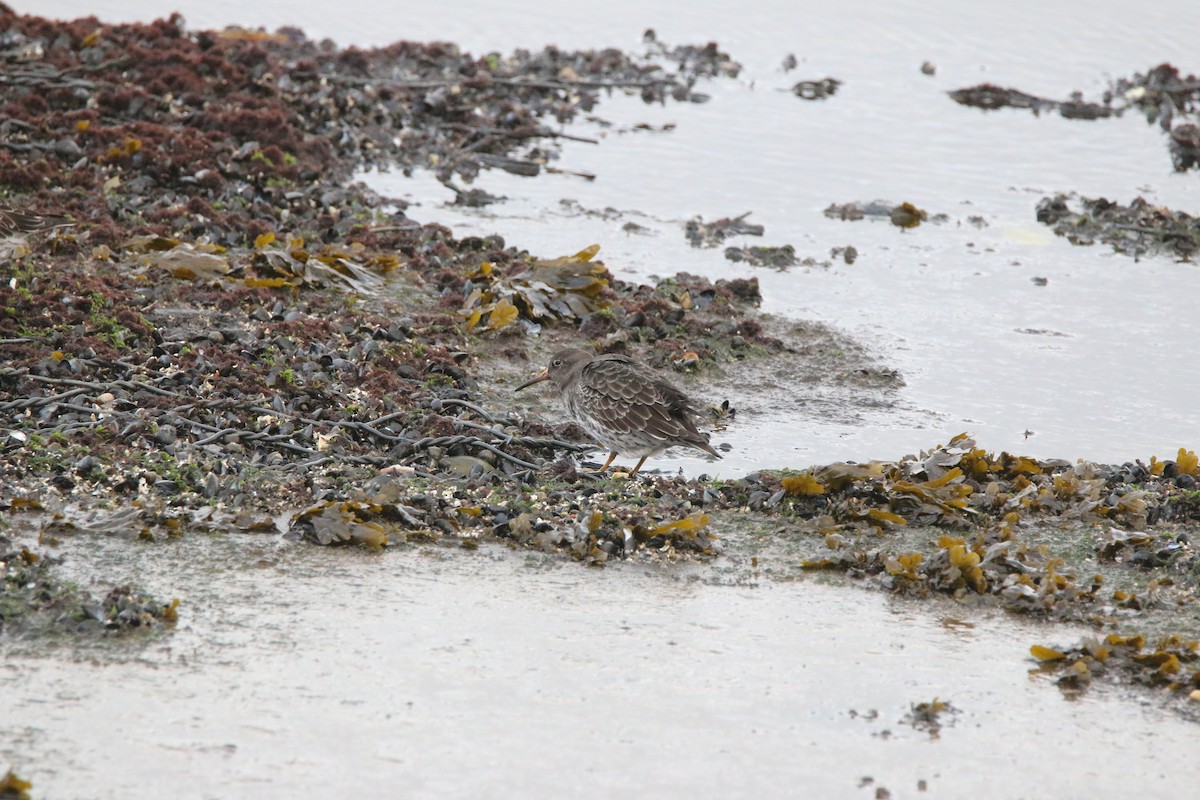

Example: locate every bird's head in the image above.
[515,348,593,392]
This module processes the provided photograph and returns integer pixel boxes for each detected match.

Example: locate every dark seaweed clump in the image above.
[1036,193,1200,261]
[1,546,178,638]
[950,63,1200,172]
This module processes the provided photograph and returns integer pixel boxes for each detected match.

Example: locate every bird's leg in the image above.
[627,456,649,478]
[591,452,618,474]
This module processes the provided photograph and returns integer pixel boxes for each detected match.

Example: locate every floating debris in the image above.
[948,83,1111,118]
[685,212,765,248]
[831,245,858,264]
[1032,191,1200,261]
[951,63,1200,170]
[1035,193,1200,261]
[724,244,815,270]
[889,202,927,229]
[1167,123,1200,171]
[792,78,841,100]
[901,698,960,738]
[1111,63,1200,124]
[823,201,941,227]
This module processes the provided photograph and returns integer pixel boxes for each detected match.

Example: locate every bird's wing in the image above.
[579,357,708,445]
[0,208,71,236]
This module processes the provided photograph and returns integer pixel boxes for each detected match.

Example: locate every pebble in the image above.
[75,455,102,472]
[154,425,178,445]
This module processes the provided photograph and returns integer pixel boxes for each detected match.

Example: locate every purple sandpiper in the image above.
[517,348,721,477]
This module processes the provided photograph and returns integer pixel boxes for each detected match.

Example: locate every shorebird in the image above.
[516,348,721,477]
[0,203,73,257]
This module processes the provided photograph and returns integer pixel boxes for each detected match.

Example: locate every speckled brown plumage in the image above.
[0,204,73,260]
[517,347,721,476]
[0,204,73,238]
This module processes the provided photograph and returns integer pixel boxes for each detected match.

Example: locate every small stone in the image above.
[154,425,178,446]
[75,455,102,472]
[55,138,83,157]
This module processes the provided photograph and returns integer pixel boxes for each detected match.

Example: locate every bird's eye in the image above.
[552,359,562,367]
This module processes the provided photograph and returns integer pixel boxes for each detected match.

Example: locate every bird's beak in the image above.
[515,368,550,392]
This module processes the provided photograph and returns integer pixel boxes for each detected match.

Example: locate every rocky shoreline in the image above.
[1,8,1198,723]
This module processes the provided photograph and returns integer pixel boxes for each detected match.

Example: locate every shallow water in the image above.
[5,531,1199,799]
[357,40,1200,475]
[12,2,1200,797]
